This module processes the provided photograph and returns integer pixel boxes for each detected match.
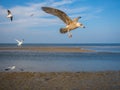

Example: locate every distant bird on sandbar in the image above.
[5,66,16,71]
[15,39,24,47]
[7,10,13,21]
[41,7,85,38]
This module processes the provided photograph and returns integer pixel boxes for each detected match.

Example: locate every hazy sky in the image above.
[0,0,120,43]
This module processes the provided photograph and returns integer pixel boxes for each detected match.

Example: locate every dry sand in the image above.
[0,71,120,90]
[0,47,94,52]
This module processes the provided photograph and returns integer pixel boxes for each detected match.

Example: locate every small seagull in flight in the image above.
[7,10,13,21]
[41,7,85,38]
[15,39,24,47]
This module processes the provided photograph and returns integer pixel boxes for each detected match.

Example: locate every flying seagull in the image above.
[41,7,85,38]
[7,10,13,21]
[15,39,24,47]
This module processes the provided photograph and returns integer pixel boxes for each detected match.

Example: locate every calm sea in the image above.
[0,43,120,72]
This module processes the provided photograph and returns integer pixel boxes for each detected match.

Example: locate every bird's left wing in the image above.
[7,10,11,15]
[15,39,20,43]
[42,7,73,25]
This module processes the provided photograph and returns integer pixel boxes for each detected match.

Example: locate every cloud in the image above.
[0,0,103,30]
[51,0,73,7]
[0,0,106,43]
[0,1,68,29]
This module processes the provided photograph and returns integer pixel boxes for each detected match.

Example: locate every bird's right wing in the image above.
[42,7,73,25]
[11,16,13,21]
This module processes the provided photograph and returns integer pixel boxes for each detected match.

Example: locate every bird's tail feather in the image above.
[60,28,68,34]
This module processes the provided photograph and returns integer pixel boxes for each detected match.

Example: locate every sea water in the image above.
[0,44,120,72]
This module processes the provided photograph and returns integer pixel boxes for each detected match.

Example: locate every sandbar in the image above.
[0,47,94,52]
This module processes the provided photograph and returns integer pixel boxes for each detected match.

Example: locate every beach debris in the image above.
[41,7,85,38]
[15,39,24,47]
[30,13,34,16]
[5,66,16,71]
[20,68,24,71]
[7,10,13,21]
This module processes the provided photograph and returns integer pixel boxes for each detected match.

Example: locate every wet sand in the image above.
[0,47,94,52]
[0,71,120,90]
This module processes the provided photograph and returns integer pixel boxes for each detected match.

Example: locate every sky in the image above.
[0,0,120,44]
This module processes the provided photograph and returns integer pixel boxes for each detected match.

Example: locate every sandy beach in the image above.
[0,71,120,90]
[0,47,94,52]
[0,46,120,90]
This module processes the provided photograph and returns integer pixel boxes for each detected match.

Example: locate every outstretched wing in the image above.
[15,39,20,43]
[42,7,72,25]
[7,10,11,15]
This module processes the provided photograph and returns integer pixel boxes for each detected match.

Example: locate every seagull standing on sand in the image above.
[15,39,24,47]
[41,7,85,38]
[7,10,13,21]
[5,66,16,71]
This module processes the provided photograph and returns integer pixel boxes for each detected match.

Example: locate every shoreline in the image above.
[0,71,120,90]
[0,46,94,52]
